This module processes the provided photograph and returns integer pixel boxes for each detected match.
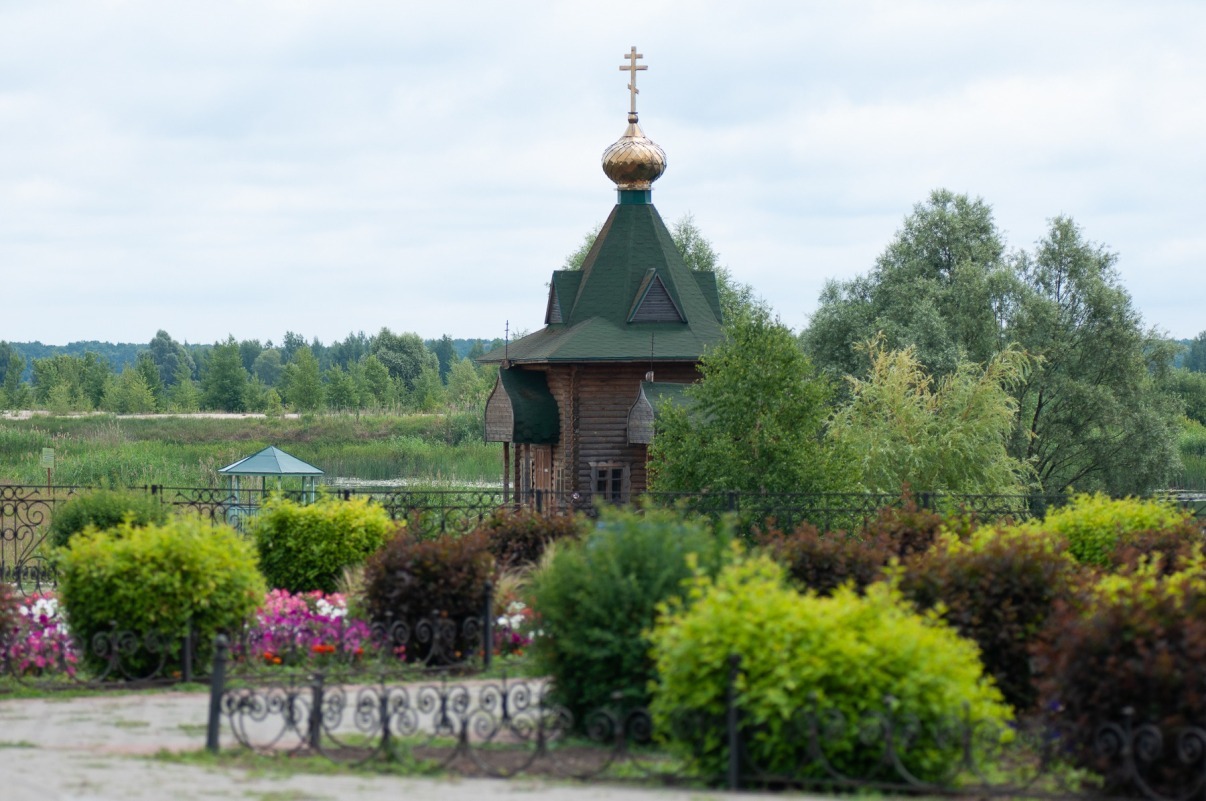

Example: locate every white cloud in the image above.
[1,0,1204,345]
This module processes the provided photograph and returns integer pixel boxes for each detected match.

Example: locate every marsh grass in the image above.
[0,414,500,487]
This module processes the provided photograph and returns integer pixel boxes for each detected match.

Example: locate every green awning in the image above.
[484,369,560,445]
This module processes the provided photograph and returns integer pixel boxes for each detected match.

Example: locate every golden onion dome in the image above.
[602,112,667,190]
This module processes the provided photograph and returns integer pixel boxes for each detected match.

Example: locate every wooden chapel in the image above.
[479,48,724,504]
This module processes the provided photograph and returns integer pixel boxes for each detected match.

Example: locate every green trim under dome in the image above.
[618,189,652,204]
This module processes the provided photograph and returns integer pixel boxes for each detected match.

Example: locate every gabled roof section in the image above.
[628,271,684,323]
[219,446,324,477]
[479,201,724,363]
[544,272,582,325]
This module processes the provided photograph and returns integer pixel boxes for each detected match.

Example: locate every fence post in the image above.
[483,580,494,672]
[727,491,737,513]
[726,653,741,791]
[309,672,325,751]
[206,635,229,753]
[535,489,544,514]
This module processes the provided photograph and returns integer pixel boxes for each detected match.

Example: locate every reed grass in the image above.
[0,413,501,488]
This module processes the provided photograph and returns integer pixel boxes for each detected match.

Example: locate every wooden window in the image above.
[591,462,629,503]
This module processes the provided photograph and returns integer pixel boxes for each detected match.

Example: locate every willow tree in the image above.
[829,338,1034,495]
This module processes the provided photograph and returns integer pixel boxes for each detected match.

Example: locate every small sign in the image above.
[40,448,54,469]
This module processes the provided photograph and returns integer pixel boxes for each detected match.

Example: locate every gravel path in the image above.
[0,690,761,801]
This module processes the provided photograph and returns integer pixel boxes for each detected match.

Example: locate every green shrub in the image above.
[251,495,393,593]
[361,530,494,664]
[529,506,731,725]
[1034,559,1206,787]
[649,556,1011,782]
[1037,493,1192,567]
[48,489,169,549]
[57,516,265,675]
[898,526,1077,710]
[476,508,584,570]
[757,522,889,596]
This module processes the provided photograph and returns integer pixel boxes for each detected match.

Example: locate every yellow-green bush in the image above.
[1035,493,1192,567]
[649,556,1011,782]
[251,495,392,593]
[57,516,265,674]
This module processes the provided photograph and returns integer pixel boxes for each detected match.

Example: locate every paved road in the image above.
[0,690,759,801]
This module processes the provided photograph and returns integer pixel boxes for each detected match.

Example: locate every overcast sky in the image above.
[2,1,1204,347]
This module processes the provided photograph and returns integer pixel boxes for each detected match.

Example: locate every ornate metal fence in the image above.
[0,485,80,594]
[207,647,1206,799]
[3,484,1203,593]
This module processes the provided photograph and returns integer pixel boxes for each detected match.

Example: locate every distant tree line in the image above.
[0,330,504,416]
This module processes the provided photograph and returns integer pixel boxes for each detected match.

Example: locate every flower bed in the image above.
[4,592,78,676]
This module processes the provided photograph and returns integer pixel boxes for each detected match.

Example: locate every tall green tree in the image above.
[281,346,324,413]
[829,338,1034,494]
[803,189,1017,381]
[167,358,201,412]
[1,350,27,410]
[1185,331,1206,373]
[1008,217,1181,494]
[324,364,356,411]
[359,354,392,409]
[252,348,284,386]
[649,308,855,494]
[201,337,249,412]
[430,335,457,383]
[148,330,195,387]
[102,365,157,413]
[134,352,163,408]
[446,357,491,408]
[370,328,436,392]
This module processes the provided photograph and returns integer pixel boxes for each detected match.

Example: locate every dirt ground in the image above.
[0,690,761,801]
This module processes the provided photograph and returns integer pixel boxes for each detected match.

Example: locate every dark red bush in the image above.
[1033,567,1206,789]
[361,530,495,663]
[862,496,964,559]
[476,509,584,570]
[1110,520,1204,576]
[757,523,890,597]
[899,529,1077,710]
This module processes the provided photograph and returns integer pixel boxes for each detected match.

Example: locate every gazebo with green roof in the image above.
[479,48,724,504]
[218,445,324,507]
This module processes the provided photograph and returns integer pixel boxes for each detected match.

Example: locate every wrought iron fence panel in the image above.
[216,672,704,782]
[0,485,82,594]
[1,616,202,692]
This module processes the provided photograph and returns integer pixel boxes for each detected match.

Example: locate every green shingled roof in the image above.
[481,199,724,363]
[218,446,324,477]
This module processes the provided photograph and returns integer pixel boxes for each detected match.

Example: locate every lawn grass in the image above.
[0,413,501,487]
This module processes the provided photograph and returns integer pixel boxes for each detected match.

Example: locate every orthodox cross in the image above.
[619,46,647,115]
